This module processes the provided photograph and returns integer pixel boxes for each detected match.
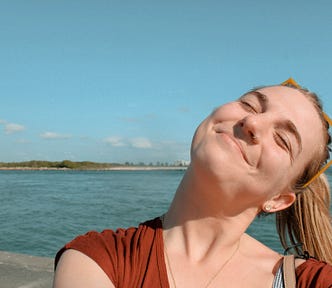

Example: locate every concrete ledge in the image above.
[0,251,53,288]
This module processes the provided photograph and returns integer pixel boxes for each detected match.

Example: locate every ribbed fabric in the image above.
[272,264,285,288]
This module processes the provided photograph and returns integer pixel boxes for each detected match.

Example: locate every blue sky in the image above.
[1,0,331,164]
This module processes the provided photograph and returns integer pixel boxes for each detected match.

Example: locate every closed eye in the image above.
[240,100,258,113]
[239,92,265,114]
[274,133,294,162]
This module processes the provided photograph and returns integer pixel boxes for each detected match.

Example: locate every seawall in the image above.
[0,251,53,288]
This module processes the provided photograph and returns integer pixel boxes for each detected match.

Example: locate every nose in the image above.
[239,115,265,144]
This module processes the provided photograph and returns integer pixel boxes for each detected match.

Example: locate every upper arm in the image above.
[53,249,115,288]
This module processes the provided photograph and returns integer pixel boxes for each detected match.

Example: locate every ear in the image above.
[262,191,296,213]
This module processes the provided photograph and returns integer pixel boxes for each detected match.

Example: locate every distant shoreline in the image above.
[0,166,188,171]
[0,160,189,171]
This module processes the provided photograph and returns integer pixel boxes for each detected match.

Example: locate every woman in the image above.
[53,80,332,287]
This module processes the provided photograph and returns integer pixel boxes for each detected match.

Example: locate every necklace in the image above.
[160,215,240,288]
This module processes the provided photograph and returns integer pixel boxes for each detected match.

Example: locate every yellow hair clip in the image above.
[303,112,332,187]
[302,160,332,187]
[324,112,332,126]
[281,78,301,89]
[281,78,331,188]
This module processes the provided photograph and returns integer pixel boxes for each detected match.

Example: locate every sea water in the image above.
[0,169,331,258]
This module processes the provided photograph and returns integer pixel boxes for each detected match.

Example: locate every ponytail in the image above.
[272,82,332,263]
[276,174,332,264]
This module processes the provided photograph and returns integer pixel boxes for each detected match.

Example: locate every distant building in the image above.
[174,160,190,167]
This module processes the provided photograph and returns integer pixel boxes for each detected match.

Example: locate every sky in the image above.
[1,0,331,164]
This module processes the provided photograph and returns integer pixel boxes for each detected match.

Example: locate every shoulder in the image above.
[53,249,115,288]
[240,234,283,273]
[54,217,162,285]
[54,228,133,286]
[296,258,332,287]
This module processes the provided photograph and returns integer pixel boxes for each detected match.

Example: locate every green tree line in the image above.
[0,160,189,169]
[0,160,121,169]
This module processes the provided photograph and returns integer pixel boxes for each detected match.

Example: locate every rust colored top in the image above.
[55,217,332,287]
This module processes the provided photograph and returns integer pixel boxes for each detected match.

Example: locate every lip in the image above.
[215,129,252,166]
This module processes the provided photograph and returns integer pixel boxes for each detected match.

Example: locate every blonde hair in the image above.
[276,175,332,263]
[275,87,332,264]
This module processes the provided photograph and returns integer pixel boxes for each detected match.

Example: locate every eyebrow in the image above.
[245,90,303,157]
[250,91,268,106]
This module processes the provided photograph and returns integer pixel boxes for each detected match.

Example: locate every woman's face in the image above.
[191,86,324,210]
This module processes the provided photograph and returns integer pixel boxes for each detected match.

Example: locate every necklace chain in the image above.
[160,215,240,288]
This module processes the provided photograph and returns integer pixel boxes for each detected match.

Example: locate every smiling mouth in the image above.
[215,129,253,166]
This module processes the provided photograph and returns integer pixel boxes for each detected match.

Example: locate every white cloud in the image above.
[130,137,152,149]
[0,119,26,134]
[16,138,30,144]
[40,132,71,139]
[4,123,25,134]
[104,136,153,149]
[104,136,126,147]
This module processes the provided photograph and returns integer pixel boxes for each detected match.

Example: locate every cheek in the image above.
[257,150,293,191]
[211,103,244,119]
[190,118,210,153]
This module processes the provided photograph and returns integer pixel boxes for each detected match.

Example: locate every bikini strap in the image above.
[283,255,296,288]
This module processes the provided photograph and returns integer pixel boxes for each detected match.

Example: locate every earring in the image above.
[264,204,272,212]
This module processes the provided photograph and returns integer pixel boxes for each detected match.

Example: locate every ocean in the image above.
[0,169,331,258]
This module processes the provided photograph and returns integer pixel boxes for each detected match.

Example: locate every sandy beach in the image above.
[0,251,53,288]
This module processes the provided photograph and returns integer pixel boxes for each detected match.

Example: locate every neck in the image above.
[163,164,257,261]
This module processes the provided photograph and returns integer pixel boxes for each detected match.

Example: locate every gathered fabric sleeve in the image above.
[296,258,332,288]
[54,218,169,288]
[55,228,120,285]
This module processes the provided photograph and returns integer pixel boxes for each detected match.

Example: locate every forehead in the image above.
[255,86,316,114]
